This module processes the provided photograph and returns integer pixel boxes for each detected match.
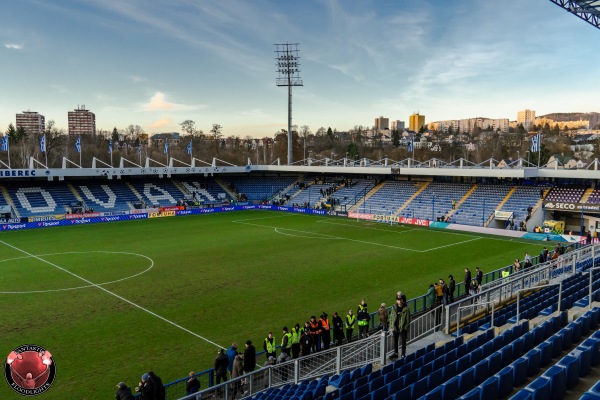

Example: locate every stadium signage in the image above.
[543,201,600,212]
[372,214,398,223]
[28,216,56,222]
[160,206,183,212]
[494,211,514,220]
[2,224,26,230]
[0,218,23,224]
[148,210,176,218]
[65,212,100,219]
[399,217,429,226]
[0,169,36,177]
[38,221,60,227]
[129,214,148,219]
[328,210,348,217]
[348,212,373,220]
[101,216,121,222]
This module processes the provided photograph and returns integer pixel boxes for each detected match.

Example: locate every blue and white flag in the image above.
[408,136,414,153]
[138,143,142,155]
[164,140,169,154]
[186,140,192,155]
[108,139,113,154]
[1,135,8,152]
[40,135,46,153]
[75,136,81,153]
[530,133,541,152]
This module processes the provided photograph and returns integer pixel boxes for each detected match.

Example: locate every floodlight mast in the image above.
[275,43,303,165]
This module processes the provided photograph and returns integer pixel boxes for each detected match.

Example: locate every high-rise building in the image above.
[517,109,536,130]
[16,111,45,136]
[68,105,96,135]
[409,113,425,132]
[390,120,405,131]
[374,116,389,131]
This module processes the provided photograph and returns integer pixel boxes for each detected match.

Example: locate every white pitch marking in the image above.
[0,251,154,294]
[316,220,418,234]
[231,214,292,223]
[0,240,226,349]
[420,237,483,252]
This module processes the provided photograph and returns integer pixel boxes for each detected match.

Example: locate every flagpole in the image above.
[7,140,11,168]
[538,133,541,167]
[80,137,82,167]
[412,134,415,160]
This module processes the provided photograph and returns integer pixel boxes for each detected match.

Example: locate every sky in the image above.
[0,0,598,138]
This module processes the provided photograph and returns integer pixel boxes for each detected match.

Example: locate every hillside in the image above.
[540,112,600,127]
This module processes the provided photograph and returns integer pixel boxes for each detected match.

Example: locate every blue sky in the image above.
[0,0,598,138]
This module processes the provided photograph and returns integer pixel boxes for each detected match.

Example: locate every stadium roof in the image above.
[549,0,600,30]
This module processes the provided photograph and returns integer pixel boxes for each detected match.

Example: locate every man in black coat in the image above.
[185,372,200,395]
[214,349,229,384]
[332,312,345,346]
[147,371,165,400]
[115,382,135,400]
[243,340,256,374]
[464,268,471,295]
[135,374,155,400]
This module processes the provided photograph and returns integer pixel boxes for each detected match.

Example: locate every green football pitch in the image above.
[0,210,543,399]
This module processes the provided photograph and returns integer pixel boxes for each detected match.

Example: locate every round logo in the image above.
[5,344,56,396]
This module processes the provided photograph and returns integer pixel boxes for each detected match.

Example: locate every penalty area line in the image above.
[0,240,225,350]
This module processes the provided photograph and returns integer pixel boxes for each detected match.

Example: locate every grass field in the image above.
[0,210,545,399]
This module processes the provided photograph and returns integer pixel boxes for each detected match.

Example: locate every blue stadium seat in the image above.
[541,366,566,400]
[524,376,551,400]
[440,376,459,400]
[458,387,479,400]
[522,331,535,354]
[403,370,419,387]
[368,369,381,382]
[549,334,563,359]
[510,389,532,399]
[370,385,388,400]
[580,337,600,366]
[354,376,367,390]
[354,383,369,400]
[537,340,553,367]
[393,386,411,400]
[350,367,362,383]
[571,346,592,377]
[557,355,579,389]
[487,351,502,375]
[381,363,393,376]
[473,360,489,385]
[442,362,457,382]
[383,369,398,385]
[422,385,443,400]
[478,376,498,400]
[499,345,512,367]
[388,378,403,397]
[512,337,525,359]
[511,358,529,386]
[495,366,514,398]
[360,364,372,378]
[559,327,573,350]
[330,371,350,388]
[368,376,384,392]
[458,367,475,396]
[428,368,443,390]
[418,363,432,380]
[411,378,429,399]
[525,349,541,377]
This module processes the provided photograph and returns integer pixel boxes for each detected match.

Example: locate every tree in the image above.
[391,130,401,147]
[15,126,26,144]
[210,124,222,140]
[5,124,16,143]
[180,120,197,136]
[327,127,333,138]
[111,127,119,142]
[346,142,359,159]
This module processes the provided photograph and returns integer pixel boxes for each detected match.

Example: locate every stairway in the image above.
[395,181,431,215]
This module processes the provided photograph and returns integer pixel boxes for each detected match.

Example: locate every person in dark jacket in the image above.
[464,268,471,295]
[215,349,229,384]
[135,374,155,400]
[300,324,313,357]
[185,372,200,395]
[475,267,483,286]
[116,382,135,400]
[243,340,256,374]
[448,275,456,304]
[147,371,165,400]
[332,312,344,346]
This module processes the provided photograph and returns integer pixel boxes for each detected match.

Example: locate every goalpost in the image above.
[355,207,398,226]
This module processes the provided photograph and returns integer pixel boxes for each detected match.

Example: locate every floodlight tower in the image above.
[275,43,303,165]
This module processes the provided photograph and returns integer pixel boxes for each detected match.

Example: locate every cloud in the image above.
[147,117,172,129]
[142,92,204,112]
[5,43,23,50]
[130,75,144,83]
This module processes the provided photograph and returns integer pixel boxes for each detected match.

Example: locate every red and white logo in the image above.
[5,344,56,396]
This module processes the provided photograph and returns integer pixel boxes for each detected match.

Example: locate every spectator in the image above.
[345,310,356,343]
[396,291,407,303]
[135,374,154,400]
[243,341,256,374]
[277,351,291,382]
[470,279,480,294]
[524,252,533,269]
[464,268,472,295]
[290,324,302,359]
[426,284,436,309]
[501,268,510,278]
[319,313,331,350]
[434,280,444,305]
[147,371,165,400]
[300,324,313,357]
[389,296,411,359]
[447,275,456,304]
[332,312,344,346]
[281,327,292,356]
[263,356,276,368]
[263,332,276,360]
[116,382,135,400]
[378,303,388,331]
[231,354,244,399]
[309,316,322,352]
[226,343,238,377]
[357,306,370,339]
[513,258,521,273]
[475,267,483,286]
[357,299,368,314]
[185,372,200,396]
[215,349,229,384]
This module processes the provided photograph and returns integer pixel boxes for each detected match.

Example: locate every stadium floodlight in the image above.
[275,43,303,165]
[548,0,600,31]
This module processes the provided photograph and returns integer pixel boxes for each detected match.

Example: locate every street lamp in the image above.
[526,151,530,166]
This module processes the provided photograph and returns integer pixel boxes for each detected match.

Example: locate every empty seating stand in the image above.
[4,181,79,215]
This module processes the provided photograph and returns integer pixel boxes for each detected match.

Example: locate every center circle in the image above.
[0,251,154,294]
